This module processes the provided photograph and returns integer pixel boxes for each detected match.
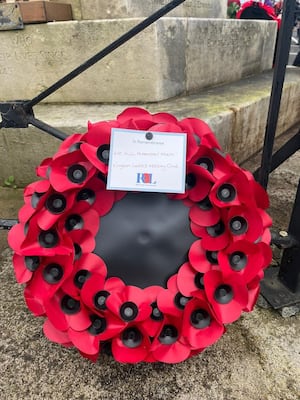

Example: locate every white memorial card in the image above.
[107,128,187,193]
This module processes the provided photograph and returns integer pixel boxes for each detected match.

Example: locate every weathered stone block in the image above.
[185,19,277,92]
[0,18,277,103]
[80,0,227,20]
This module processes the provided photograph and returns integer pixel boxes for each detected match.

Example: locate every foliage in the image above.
[3,175,17,189]
[227,2,241,19]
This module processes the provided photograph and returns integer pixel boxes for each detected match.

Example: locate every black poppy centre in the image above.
[93,192,197,288]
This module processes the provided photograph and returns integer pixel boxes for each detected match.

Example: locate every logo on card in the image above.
[136,173,156,185]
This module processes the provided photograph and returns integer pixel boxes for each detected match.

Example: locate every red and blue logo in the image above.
[136,173,155,185]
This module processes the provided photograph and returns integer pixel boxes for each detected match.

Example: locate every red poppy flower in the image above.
[226,205,264,242]
[117,107,153,124]
[171,164,215,201]
[182,293,225,349]
[204,270,248,324]
[8,216,73,257]
[49,150,96,192]
[36,190,77,231]
[106,285,152,323]
[210,169,256,209]
[81,276,125,314]
[218,240,266,283]
[18,180,51,224]
[194,218,230,251]
[44,290,91,331]
[61,253,107,298]
[151,315,191,363]
[74,176,115,217]
[112,324,151,363]
[258,242,273,266]
[80,120,119,175]
[68,313,125,355]
[190,145,236,180]
[58,206,100,237]
[25,255,73,302]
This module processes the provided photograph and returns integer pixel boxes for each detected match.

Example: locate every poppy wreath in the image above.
[8,107,272,364]
[236,0,281,28]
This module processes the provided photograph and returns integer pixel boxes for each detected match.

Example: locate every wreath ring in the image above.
[8,107,272,364]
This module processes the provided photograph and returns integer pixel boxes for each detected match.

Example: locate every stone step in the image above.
[57,0,227,21]
[0,18,277,103]
[1,68,299,187]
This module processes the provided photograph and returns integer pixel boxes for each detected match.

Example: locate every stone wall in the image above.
[0,18,277,103]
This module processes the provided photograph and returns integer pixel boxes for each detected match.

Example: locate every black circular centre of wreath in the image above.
[94,192,197,288]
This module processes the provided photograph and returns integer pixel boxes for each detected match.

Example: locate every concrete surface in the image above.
[0,18,276,102]
[0,126,299,400]
[1,68,299,187]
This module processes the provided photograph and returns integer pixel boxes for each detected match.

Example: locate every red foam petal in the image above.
[83,120,117,147]
[24,287,45,316]
[182,297,225,348]
[188,240,214,272]
[157,289,182,318]
[204,270,248,324]
[112,329,151,363]
[117,107,152,124]
[189,203,220,227]
[12,253,33,283]
[177,262,200,297]
[7,223,26,254]
[36,158,52,178]
[54,133,84,158]
[68,329,100,355]
[43,319,71,345]
[80,143,109,174]
[152,112,178,124]
[151,339,191,364]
